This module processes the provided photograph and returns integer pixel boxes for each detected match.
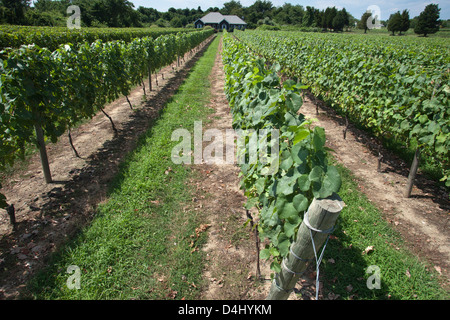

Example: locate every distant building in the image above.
[194,12,247,32]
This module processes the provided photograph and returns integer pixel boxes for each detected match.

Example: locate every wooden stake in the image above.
[125,95,133,109]
[266,193,344,300]
[377,144,383,173]
[100,107,117,134]
[404,148,420,198]
[34,123,52,183]
[68,129,81,158]
[246,209,261,280]
[148,65,152,92]
[141,79,146,97]
[343,116,349,140]
[6,204,16,231]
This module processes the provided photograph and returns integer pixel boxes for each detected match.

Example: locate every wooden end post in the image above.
[266,193,344,300]
[34,123,52,184]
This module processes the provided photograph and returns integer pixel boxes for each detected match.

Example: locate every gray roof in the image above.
[223,15,246,25]
[197,12,246,25]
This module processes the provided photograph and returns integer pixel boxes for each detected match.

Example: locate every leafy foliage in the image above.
[234,30,450,189]
[414,4,441,37]
[0,28,214,207]
[387,12,402,35]
[222,33,341,272]
[0,25,196,51]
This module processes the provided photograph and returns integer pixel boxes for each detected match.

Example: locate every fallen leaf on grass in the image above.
[362,246,374,255]
[434,266,442,274]
[406,269,411,278]
[167,289,177,299]
[328,292,340,300]
[194,224,211,238]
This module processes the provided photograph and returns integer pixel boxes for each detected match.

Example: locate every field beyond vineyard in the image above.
[0,29,449,301]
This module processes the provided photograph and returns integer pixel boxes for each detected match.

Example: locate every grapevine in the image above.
[234,30,450,190]
[0,29,214,208]
[222,33,341,272]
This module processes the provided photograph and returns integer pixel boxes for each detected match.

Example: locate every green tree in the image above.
[155,18,168,27]
[33,0,69,12]
[414,4,440,36]
[170,16,182,28]
[387,11,402,35]
[357,11,372,33]
[332,9,348,31]
[137,6,160,24]
[302,6,315,27]
[222,0,243,17]
[1,0,31,24]
[400,9,410,34]
[69,0,141,27]
[25,8,66,26]
[341,8,350,29]
[246,0,274,27]
[315,10,324,29]
[105,0,140,27]
[323,7,337,30]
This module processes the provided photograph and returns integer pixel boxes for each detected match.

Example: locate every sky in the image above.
[129,0,450,20]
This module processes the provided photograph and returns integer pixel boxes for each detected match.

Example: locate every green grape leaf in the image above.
[279,202,297,220]
[313,126,326,150]
[293,193,308,212]
[260,248,271,260]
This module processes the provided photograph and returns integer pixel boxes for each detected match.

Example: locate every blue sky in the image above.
[129,1,450,19]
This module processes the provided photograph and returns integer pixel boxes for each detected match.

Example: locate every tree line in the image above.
[0,0,354,30]
[0,0,445,37]
[361,4,442,37]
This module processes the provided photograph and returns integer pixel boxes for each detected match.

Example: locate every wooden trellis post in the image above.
[404,148,420,198]
[148,63,152,92]
[34,123,52,183]
[266,193,344,300]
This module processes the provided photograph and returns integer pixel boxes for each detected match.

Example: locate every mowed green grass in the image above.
[25,35,220,300]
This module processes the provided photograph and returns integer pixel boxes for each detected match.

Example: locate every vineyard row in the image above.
[0,29,215,208]
[0,25,197,51]
[222,32,341,273]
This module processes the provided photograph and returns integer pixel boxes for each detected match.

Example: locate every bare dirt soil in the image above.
[0,36,215,299]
